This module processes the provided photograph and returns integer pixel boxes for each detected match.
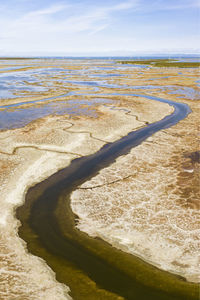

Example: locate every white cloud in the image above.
[105,1,139,11]
[0,1,139,54]
[0,1,137,39]
[0,0,198,55]
[27,4,71,17]
[144,0,200,11]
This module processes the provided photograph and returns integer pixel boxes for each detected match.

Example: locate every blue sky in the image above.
[0,0,199,56]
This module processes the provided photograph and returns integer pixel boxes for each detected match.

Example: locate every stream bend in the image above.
[16,94,199,300]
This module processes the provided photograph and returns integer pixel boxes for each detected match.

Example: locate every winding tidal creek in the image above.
[0,58,199,300]
[16,94,198,300]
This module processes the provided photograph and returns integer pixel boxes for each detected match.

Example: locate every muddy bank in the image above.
[0,94,173,299]
[0,58,199,299]
[16,95,198,299]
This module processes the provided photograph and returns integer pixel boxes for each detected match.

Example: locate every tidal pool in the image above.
[0,95,113,130]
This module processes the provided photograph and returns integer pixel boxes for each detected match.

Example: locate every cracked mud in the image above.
[0,58,199,299]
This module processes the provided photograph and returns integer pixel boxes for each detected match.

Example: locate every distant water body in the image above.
[1,55,199,61]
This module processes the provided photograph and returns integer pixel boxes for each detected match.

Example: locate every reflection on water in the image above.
[0,66,31,71]
[195,80,200,87]
[0,70,48,99]
[148,76,169,80]
[88,73,125,78]
[0,97,113,130]
[0,58,199,130]
[0,63,131,99]
[0,58,199,300]
[168,86,200,100]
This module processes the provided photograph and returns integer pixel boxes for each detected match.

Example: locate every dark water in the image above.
[0,58,197,298]
[16,94,198,300]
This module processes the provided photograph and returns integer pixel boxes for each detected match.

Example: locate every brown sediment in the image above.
[17,94,198,299]
[71,87,200,283]
[175,151,200,209]
[0,58,199,299]
[0,88,173,299]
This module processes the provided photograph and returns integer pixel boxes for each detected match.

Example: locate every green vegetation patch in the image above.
[118,59,200,68]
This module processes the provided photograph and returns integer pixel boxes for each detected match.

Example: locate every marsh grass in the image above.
[118,59,200,68]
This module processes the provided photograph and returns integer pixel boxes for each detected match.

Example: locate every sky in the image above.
[0,0,199,56]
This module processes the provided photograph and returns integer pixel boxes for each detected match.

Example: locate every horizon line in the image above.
[0,53,200,59]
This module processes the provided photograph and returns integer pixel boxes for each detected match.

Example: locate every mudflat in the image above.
[0,58,199,299]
